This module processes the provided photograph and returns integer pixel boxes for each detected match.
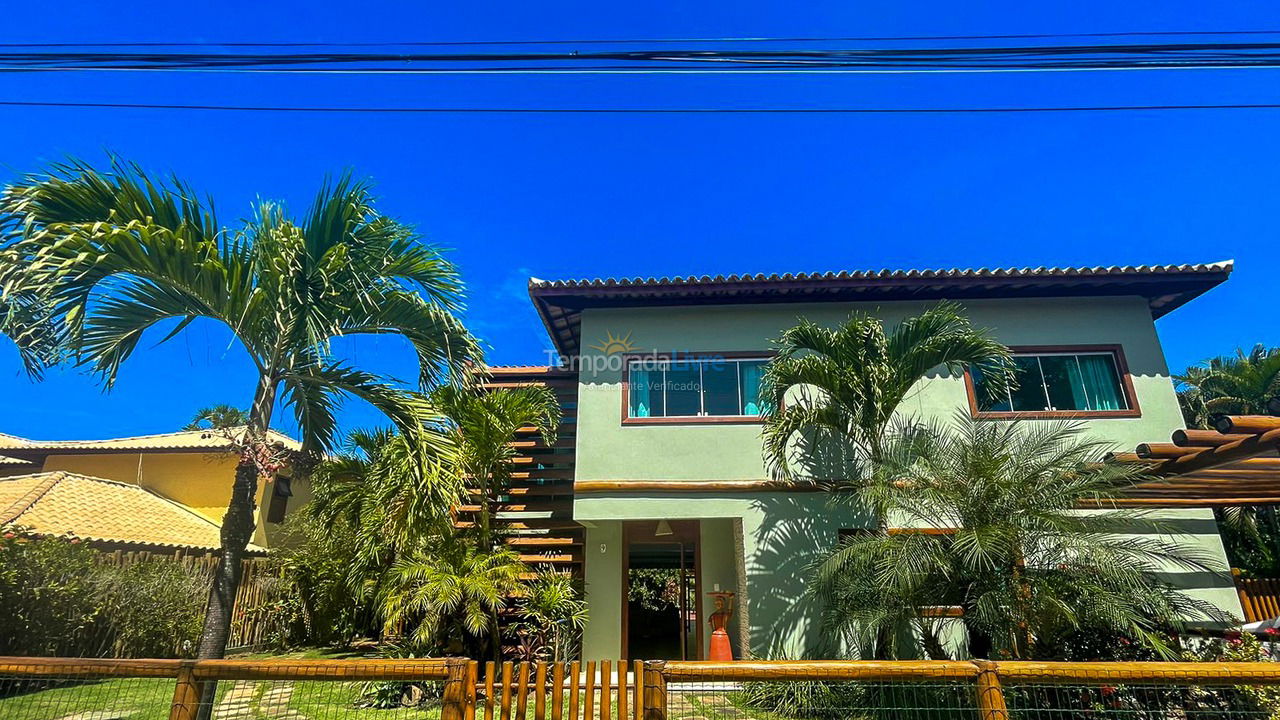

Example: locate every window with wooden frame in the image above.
[965,345,1140,420]
[622,353,772,424]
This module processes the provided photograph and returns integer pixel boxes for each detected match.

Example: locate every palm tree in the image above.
[1176,344,1280,429]
[184,404,251,431]
[1175,346,1280,564]
[309,428,462,595]
[761,301,1016,482]
[0,158,480,660]
[431,384,561,553]
[814,413,1228,660]
[378,536,525,655]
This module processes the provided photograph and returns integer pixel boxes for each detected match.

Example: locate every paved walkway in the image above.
[211,680,307,720]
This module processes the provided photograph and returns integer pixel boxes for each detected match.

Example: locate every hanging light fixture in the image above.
[654,520,674,537]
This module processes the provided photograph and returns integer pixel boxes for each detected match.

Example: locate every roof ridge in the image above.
[529,260,1235,288]
[0,471,65,525]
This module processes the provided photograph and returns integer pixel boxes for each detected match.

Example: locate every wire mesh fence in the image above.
[5,657,1280,720]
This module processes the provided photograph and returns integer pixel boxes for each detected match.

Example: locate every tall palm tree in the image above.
[184,404,251,431]
[0,158,480,659]
[815,413,1228,660]
[761,301,1016,482]
[1176,344,1280,429]
[431,384,561,553]
[429,383,560,659]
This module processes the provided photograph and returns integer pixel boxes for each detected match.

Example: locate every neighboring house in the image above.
[0,428,307,550]
[501,261,1246,661]
[0,471,266,555]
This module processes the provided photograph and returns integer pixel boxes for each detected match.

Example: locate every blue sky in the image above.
[1,2,1277,441]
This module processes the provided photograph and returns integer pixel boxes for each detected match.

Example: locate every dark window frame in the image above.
[963,344,1142,420]
[620,351,774,426]
[265,476,292,524]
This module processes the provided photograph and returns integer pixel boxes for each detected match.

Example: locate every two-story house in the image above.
[500,261,1244,662]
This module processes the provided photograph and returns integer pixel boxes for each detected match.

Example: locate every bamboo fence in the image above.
[7,657,1280,720]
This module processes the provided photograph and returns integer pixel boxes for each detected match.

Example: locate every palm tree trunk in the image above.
[193,376,277,720]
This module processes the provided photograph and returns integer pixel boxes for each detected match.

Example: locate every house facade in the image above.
[513,262,1244,661]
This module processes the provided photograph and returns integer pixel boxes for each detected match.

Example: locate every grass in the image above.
[0,648,444,720]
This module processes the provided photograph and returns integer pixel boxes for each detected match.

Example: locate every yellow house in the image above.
[0,428,310,550]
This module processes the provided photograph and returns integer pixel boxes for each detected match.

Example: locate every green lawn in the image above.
[0,649,445,720]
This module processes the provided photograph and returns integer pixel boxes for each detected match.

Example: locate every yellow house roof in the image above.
[0,471,266,553]
[1,427,302,454]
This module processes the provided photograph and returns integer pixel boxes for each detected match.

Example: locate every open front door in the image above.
[622,520,701,661]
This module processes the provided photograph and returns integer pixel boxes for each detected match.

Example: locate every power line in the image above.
[1,99,1278,113]
[3,29,1280,48]
[6,41,1280,74]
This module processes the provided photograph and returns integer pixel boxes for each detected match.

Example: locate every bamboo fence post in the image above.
[617,660,628,720]
[599,660,611,720]
[500,662,515,720]
[485,662,497,720]
[642,661,666,720]
[568,661,581,720]
[168,661,200,720]
[584,661,596,720]
[974,661,1009,720]
[443,658,472,720]
[517,662,532,720]
[466,661,480,720]
[535,662,548,720]
[551,662,565,720]
[632,661,644,720]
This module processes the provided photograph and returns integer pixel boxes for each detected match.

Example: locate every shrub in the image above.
[96,558,207,657]
[0,531,110,656]
[0,530,210,658]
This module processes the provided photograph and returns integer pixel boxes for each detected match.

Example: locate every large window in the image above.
[968,346,1138,418]
[625,356,769,422]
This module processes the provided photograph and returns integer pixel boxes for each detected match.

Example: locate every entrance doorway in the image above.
[623,520,700,661]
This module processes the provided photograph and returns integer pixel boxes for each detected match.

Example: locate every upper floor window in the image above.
[967,345,1140,419]
[625,355,770,423]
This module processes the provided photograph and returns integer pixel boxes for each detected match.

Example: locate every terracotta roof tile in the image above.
[7,427,301,454]
[0,471,265,553]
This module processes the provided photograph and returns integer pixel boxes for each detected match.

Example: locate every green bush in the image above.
[96,559,207,657]
[0,530,209,658]
[0,531,111,656]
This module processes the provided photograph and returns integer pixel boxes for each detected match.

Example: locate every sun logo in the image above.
[590,330,636,355]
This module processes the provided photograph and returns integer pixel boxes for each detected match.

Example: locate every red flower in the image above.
[1264,627,1279,637]
[1100,685,1116,697]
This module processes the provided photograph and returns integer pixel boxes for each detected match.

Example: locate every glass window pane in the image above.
[1077,354,1127,410]
[703,360,740,415]
[1008,356,1049,411]
[629,364,665,417]
[1039,355,1088,411]
[665,361,702,416]
[971,365,1011,412]
[739,360,767,415]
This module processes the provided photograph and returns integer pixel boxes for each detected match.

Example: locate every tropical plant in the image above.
[1175,345,1280,565]
[184,404,250,431]
[430,385,561,553]
[813,413,1229,661]
[1176,344,1280,429]
[377,536,524,656]
[761,301,1016,481]
[309,428,462,585]
[515,568,589,661]
[0,157,480,661]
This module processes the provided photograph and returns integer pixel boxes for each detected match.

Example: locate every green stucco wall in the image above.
[569,295,1242,660]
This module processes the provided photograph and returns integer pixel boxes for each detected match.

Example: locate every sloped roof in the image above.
[529,261,1233,356]
[0,471,265,553]
[1,427,301,457]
